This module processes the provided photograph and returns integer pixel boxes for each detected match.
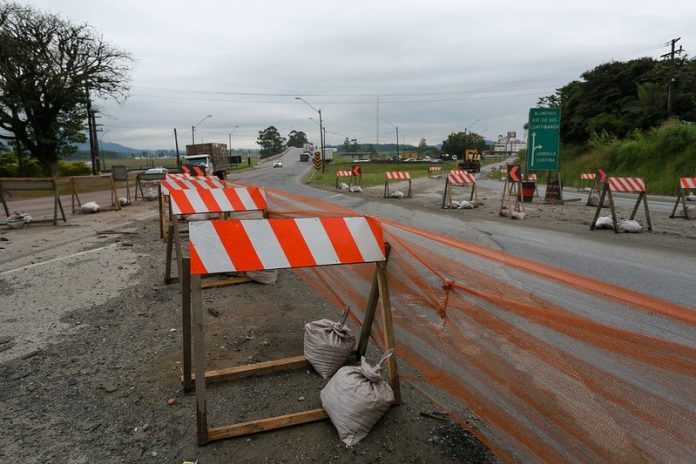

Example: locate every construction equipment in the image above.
[458,149,481,173]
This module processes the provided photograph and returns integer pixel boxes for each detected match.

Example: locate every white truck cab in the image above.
[182,155,212,174]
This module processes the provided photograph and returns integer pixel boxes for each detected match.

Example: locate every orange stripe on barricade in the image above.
[197,189,220,212]
[269,219,317,268]
[223,188,245,210]
[212,220,263,271]
[320,217,364,263]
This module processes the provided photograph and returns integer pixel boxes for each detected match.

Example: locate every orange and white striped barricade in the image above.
[69,175,121,214]
[578,172,595,191]
[135,172,166,200]
[428,166,442,178]
[159,175,227,239]
[383,171,412,198]
[670,177,696,220]
[335,170,353,189]
[441,170,478,208]
[0,177,66,225]
[182,216,400,444]
[590,177,652,233]
[498,165,524,217]
[164,187,268,285]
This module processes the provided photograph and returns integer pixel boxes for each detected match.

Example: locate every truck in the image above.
[300,152,310,162]
[183,143,229,178]
[458,149,481,173]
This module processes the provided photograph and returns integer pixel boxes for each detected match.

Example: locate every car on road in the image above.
[273,160,283,168]
[144,167,168,174]
[403,157,417,162]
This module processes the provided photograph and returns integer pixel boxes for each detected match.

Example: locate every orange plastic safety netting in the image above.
[252,185,696,463]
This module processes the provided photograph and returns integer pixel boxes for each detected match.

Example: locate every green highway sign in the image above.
[526,108,561,171]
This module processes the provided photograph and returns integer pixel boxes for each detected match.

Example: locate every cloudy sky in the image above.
[20,0,696,150]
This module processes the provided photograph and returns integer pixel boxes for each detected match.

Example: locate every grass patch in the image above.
[306,162,458,187]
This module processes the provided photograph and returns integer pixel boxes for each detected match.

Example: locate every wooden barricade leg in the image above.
[670,192,683,218]
[71,179,79,214]
[377,259,400,405]
[630,192,642,220]
[590,184,608,230]
[0,189,8,217]
[173,216,184,284]
[441,179,450,209]
[182,258,194,393]
[498,178,509,216]
[407,179,412,198]
[358,243,391,358]
[191,273,209,445]
[111,180,121,210]
[642,193,653,231]
[165,224,175,284]
[384,180,389,198]
[608,189,620,234]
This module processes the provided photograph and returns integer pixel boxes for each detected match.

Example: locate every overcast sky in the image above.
[20,0,696,150]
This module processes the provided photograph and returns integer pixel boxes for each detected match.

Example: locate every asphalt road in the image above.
[235,148,696,309]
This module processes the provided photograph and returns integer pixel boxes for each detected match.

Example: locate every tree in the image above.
[417,137,427,155]
[0,3,131,175]
[286,130,308,148]
[441,131,487,158]
[257,126,286,158]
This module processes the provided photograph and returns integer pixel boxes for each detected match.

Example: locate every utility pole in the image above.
[174,128,180,167]
[86,88,97,175]
[660,37,684,116]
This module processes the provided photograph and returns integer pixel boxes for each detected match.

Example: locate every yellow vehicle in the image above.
[458,149,481,172]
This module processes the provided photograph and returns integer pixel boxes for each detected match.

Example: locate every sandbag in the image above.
[390,190,405,198]
[119,197,130,206]
[511,210,525,220]
[81,201,100,213]
[320,350,395,446]
[143,188,158,201]
[618,219,642,233]
[338,182,350,190]
[458,200,474,209]
[686,193,696,202]
[587,195,599,207]
[687,206,696,219]
[6,211,31,229]
[349,185,363,193]
[304,307,355,379]
[595,216,614,229]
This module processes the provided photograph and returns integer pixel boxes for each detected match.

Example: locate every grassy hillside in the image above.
[557,121,696,194]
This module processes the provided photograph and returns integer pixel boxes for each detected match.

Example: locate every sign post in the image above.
[526,107,562,203]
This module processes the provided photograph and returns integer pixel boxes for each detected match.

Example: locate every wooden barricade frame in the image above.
[135,172,166,201]
[335,170,357,189]
[182,217,400,445]
[578,172,595,191]
[164,187,268,286]
[0,177,66,225]
[587,169,607,206]
[383,171,412,198]
[70,175,120,214]
[498,165,524,217]
[428,166,442,178]
[590,177,652,233]
[669,178,696,220]
[110,166,130,204]
[159,176,227,239]
[441,170,478,209]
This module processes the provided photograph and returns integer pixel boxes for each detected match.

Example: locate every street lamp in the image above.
[464,118,481,135]
[192,114,212,144]
[295,97,324,173]
[228,125,239,159]
[385,121,399,163]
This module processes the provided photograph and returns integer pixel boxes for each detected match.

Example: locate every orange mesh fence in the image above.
[246,184,696,462]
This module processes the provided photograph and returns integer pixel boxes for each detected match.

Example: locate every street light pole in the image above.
[296,97,325,173]
[386,121,399,164]
[228,125,239,159]
[192,114,212,144]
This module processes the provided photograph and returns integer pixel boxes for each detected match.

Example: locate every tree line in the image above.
[537,56,696,144]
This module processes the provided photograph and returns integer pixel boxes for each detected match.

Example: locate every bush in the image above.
[57,160,91,176]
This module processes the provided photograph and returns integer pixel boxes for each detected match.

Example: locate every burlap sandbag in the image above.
[304,307,355,378]
[320,350,395,446]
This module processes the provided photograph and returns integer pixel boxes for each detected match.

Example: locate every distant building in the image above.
[494,133,524,154]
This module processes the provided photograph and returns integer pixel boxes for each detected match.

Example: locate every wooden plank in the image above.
[182,258,193,393]
[643,192,653,231]
[590,184,608,230]
[201,276,252,289]
[207,408,328,441]
[191,274,208,444]
[377,259,401,405]
[191,355,310,383]
[164,224,175,284]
